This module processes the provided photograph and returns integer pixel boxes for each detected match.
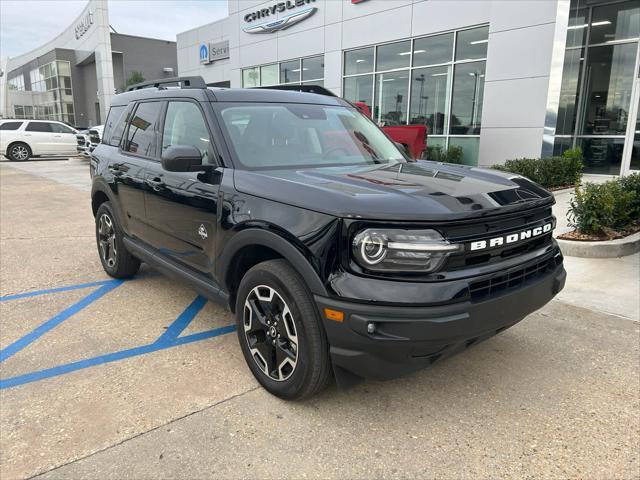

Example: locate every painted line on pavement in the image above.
[0,280,124,362]
[0,279,116,302]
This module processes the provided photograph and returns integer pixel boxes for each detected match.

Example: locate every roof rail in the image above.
[254,84,337,97]
[126,76,207,92]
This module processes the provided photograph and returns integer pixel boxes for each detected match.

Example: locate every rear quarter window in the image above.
[0,121,23,131]
[25,122,53,133]
[103,105,128,147]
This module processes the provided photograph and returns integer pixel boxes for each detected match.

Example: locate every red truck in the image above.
[353,102,427,159]
[256,85,428,159]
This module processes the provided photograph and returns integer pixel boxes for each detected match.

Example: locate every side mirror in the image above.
[161,145,204,172]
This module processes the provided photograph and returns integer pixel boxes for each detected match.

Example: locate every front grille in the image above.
[442,205,555,270]
[469,251,561,302]
[76,135,86,146]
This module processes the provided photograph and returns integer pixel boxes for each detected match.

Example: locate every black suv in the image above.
[90,76,566,399]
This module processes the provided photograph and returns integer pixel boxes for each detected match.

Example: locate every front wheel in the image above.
[95,202,140,278]
[235,259,332,400]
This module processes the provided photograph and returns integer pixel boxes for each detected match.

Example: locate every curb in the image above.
[557,232,640,258]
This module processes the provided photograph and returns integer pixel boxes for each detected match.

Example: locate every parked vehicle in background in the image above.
[88,125,104,153]
[354,101,427,159]
[76,129,91,156]
[0,119,78,161]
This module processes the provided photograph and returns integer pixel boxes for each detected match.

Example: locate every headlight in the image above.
[352,228,461,273]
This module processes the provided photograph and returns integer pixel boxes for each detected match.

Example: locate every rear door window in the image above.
[124,102,163,158]
[25,122,53,133]
[0,122,23,130]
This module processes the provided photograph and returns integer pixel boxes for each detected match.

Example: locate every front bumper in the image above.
[315,252,566,381]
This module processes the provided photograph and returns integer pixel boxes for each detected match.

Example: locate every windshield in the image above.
[214,103,405,170]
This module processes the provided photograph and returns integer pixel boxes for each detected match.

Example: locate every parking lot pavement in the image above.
[1,163,639,479]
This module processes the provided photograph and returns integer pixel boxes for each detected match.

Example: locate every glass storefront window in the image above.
[280,60,300,83]
[302,56,324,81]
[567,7,589,48]
[376,41,411,71]
[553,137,574,156]
[345,47,374,75]
[556,49,584,135]
[448,137,480,166]
[589,0,639,45]
[581,43,636,135]
[343,26,488,165]
[242,67,260,87]
[344,75,373,111]
[409,65,450,134]
[57,60,71,76]
[455,26,489,62]
[579,137,625,174]
[413,33,454,67]
[260,64,279,86]
[375,71,409,125]
[450,61,485,135]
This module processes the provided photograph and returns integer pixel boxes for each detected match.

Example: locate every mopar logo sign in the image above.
[244,0,317,34]
[469,223,554,251]
[199,41,229,64]
[199,44,209,64]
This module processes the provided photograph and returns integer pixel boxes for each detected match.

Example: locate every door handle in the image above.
[146,177,165,191]
[53,134,62,138]
[109,163,129,172]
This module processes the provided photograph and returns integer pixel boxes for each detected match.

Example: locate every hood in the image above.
[233,160,554,221]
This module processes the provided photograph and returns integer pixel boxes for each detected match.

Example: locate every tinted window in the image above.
[0,122,23,131]
[413,33,454,67]
[103,106,127,146]
[376,41,411,71]
[455,26,489,61]
[25,122,53,133]
[162,102,213,164]
[51,123,75,134]
[124,102,162,157]
[344,47,374,75]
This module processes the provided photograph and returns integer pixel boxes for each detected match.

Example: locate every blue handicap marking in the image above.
[0,278,236,390]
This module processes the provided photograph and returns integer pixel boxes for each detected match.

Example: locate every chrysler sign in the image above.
[200,40,230,64]
[244,0,317,34]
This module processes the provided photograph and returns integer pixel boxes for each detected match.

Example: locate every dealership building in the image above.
[177,0,639,175]
[1,0,177,128]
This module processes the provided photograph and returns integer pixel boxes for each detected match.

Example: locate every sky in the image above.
[0,0,229,59]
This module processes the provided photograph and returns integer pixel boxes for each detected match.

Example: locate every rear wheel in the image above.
[235,259,332,400]
[7,143,31,161]
[95,202,140,278]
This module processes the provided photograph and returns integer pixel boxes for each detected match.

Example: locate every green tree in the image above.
[119,71,145,92]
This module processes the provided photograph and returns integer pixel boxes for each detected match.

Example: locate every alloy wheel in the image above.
[98,213,117,268]
[243,285,299,381]
[11,145,28,161]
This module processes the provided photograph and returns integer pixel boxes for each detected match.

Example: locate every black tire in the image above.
[95,201,140,278]
[235,259,332,400]
[7,142,31,162]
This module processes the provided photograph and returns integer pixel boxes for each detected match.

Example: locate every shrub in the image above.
[425,145,464,164]
[492,149,583,189]
[568,174,639,235]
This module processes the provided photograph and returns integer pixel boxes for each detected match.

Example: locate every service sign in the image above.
[200,40,230,64]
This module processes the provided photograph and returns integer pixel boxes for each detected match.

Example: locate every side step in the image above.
[123,236,230,308]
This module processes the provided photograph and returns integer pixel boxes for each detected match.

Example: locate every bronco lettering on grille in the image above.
[469,223,553,251]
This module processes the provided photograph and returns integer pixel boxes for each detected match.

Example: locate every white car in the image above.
[0,119,78,161]
[87,125,104,153]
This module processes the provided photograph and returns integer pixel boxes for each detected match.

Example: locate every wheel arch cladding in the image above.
[91,190,110,217]
[220,229,329,312]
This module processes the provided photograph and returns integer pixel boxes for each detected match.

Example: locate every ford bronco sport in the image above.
[90,76,566,400]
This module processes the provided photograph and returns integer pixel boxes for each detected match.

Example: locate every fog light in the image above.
[367,323,376,334]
